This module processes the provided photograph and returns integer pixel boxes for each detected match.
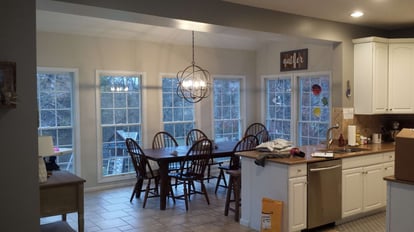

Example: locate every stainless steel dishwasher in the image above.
[307,159,342,229]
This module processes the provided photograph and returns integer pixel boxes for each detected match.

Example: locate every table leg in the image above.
[158,161,169,210]
[78,183,84,232]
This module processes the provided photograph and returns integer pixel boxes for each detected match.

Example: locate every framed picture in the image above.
[280,48,308,72]
[0,61,17,107]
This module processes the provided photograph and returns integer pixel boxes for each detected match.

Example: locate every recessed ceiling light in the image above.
[351,11,364,18]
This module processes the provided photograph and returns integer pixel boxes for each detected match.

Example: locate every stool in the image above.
[224,169,241,222]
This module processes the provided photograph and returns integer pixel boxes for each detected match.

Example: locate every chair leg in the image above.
[183,181,189,211]
[143,179,151,208]
[233,175,241,222]
[200,181,210,205]
[168,178,176,204]
[224,175,233,216]
[214,169,227,194]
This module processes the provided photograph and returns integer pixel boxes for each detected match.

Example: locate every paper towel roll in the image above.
[348,125,356,146]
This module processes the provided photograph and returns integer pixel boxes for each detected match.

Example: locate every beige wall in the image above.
[37,31,336,189]
[37,31,257,188]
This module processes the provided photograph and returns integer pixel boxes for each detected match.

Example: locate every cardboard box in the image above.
[261,198,283,232]
[395,128,414,182]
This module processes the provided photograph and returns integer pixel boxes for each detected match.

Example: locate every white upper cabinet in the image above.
[353,37,414,114]
[353,37,388,114]
[388,41,414,113]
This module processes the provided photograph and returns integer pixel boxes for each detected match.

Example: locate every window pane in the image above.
[265,77,292,140]
[213,78,241,142]
[99,73,142,177]
[298,75,331,146]
[37,71,75,173]
[162,77,195,146]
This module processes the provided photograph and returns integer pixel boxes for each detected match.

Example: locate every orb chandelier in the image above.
[176,31,211,103]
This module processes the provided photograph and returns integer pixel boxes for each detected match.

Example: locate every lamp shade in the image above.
[38,136,55,157]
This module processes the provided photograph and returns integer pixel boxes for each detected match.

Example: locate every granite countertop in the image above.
[237,142,396,165]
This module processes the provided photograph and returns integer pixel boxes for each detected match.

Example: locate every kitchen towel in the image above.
[348,125,356,146]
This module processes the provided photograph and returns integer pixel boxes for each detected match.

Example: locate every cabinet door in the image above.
[388,43,414,113]
[363,164,384,211]
[289,176,307,231]
[342,167,364,218]
[354,42,388,114]
[382,162,395,205]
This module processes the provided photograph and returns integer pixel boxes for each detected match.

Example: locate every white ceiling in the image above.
[36,0,414,51]
[224,0,414,30]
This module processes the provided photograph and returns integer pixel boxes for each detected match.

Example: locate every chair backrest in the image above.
[125,138,155,178]
[230,134,259,169]
[179,138,212,179]
[186,128,208,146]
[255,129,271,144]
[244,122,267,137]
[152,131,178,149]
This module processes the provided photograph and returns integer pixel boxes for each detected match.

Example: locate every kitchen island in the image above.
[237,143,395,232]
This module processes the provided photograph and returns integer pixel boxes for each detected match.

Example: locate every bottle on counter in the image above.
[338,133,345,147]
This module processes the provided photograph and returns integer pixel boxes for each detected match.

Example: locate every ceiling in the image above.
[36,0,414,51]
[224,0,414,30]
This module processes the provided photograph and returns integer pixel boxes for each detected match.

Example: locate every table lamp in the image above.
[38,136,54,182]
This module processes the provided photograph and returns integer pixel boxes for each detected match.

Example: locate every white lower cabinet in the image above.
[382,161,395,205]
[342,152,395,218]
[289,176,307,231]
[342,167,364,217]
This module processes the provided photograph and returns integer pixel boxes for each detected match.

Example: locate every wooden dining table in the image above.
[143,141,237,210]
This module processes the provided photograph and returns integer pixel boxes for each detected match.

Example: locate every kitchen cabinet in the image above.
[388,42,414,113]
[353,37,414,114]
[288,165,307,232]
[353,37,388,114]
[342,152,394,218]
[382,161,394,205]
[240,160,307,232]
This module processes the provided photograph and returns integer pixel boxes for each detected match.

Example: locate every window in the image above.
[265,72,331,146]
[37,68,77,173]
[98,71,142,177]
[213,77,242,142]
[297,74,331,146]
[161,76,194,145]
[265,77,292,141]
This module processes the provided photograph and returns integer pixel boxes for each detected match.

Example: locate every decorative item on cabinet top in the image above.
[0,61,17,108]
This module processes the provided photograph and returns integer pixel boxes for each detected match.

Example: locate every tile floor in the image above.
[41,177,385,232]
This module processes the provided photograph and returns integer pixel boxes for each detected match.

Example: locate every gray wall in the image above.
[0,0,39,231]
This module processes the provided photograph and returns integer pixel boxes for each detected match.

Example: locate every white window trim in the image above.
[96,69,145,183]
[261,71,332,145]
[211,75,246,140]
[37,67,81,176]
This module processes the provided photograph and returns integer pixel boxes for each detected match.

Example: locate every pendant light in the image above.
[176,31,211,103]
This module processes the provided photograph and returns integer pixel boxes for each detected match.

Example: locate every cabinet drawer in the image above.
[289,164,307,178]
[383,152,395,162]
[342,153,383,169]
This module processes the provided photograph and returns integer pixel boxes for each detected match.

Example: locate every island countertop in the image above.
[236,142,395,165]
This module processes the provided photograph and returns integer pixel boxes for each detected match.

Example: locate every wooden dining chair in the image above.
[152,131,181,188]
[244,122,267,137]
[186,128,222,183]
[255,128,271,144]
[125,138,175,208]
[152,131,179,148]
[185,128,208,146]
[215,135,258,194]
[168,138,213,211]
